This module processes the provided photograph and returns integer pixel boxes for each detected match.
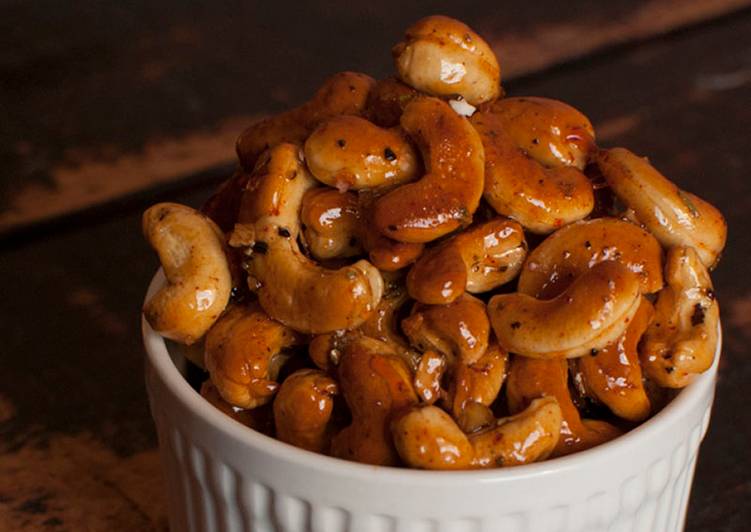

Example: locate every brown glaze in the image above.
[449,342,508,426]
[300,188,362,260]
[359,193,425,271]
[365,77,419,127]
[414,350,447,405]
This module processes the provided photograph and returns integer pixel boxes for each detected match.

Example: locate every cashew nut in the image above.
[470,104,594,234]
[407,217,526,305]
[640,246,719,388]
[359,193,425,269]
[304,115,418,190]
[391,397,562,470]
[596,147,727,268]
[449,342,508,430]
[232,143,383,334]
[200,380,274,434]
[373,96,485,243]
[365,76,418,127]
[205,303,301,409]
[143,202,232,344]
[273,369,339,453]
[393,15,501,105]
[518,218,664,299]
[489,261,641,358]
[236,71,375,170]
[300,188,362,260]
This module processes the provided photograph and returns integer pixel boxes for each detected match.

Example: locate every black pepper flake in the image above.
[387,224,397,232]
[662,352,673,360]
[277,227,291,238]
[252,241,269,254]
[590,348,598,357]
[584,240,592,249]
[532,138,540,145]
[337,139,346,148]
[691,303,706,327]
[510,321,521,330]
[665,366,675,374]
[384,147,397,161]
[706,288,716,300]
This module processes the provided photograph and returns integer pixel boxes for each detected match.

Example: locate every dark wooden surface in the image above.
[2,2,751,530]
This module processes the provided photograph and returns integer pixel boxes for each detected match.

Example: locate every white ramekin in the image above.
[143,272,720,532]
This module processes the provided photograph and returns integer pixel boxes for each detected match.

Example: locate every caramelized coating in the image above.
[640,246,719,388]
[402,294,490,366]
[506,356,621,456]
[236,72,375,170]
[489,261,641,359]
[300,188,362,260]
[200,381,274,433]
[305,116,418,190]
[596,148,727,268]
[518,218,664,299]
[393,15,501,105]
[232,143,383,334]
[486,97,595,170]
[471,105,594,234]
[365,77,419,127]
[414,350,447,404]
[449,342,508,426]
[374,97,485,243]
[205,304,301,409]
[391,397,561,470]
[331,337,418,465]
[143,202,232,345]
[407,217,526,304]
[575,297,654,421]
[273,369,339,453]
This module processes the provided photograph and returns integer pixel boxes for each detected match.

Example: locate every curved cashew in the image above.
[365,76,418,128]
[273,369,339,453]
[640,246,719,388]
[407,217,526,304]
[518,218,664,299]
[331,336,418,465]
[236,71,375,170]
[205,304,301,409]
[391,397,561,470]
[506,356,621,456]
[373,96,485,243]
[143,202,232,344]
[300,188,362,260]
[470,105,594,234]
[485,97,595,170]
[575,297,654,421]
[489,261,641,358]
[304,116,418,190]
[200,380,274,434]
[359,193,424,270]
[596,147,727,268]
[232,143,383,334]
[392,15,501,105]
[402,294,490,366]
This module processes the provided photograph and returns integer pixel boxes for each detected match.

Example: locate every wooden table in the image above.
[2,2,750,530]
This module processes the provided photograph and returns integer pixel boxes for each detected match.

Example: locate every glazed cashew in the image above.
[373,96,485,243]
[236,71,375,170]
[359,194,425,270]
[232,143,383,334]
[506,356,621,456]
[391,397,561,470]
[470,105,594,234]
[304,116,418,190]
[300,188,362,260]
[143,202,232,345]
[596,147,727,268]
[640,246,719,388]
[200,381,273,434]
[331,336,418,465]
[365,76,419,128]
[393,15,501,105]
[449,342,508,429]
[518,218,664,299]
[205,304,301,409]
[273,369,339,453]
[407,217,526,305]
[489,261,641,358]
[575,297,654,421]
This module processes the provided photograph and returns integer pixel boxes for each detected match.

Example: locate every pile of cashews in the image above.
[143,15,727,469]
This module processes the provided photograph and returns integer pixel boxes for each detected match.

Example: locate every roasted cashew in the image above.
[236,71,375,170]
[373,96,485,243]
[596,147,727,268]
[331,336,418,465]
[200,381,273,434]
[391,397,561,470]
[359,193,424,270]
[143,202,232,345]
[506,356,621,457]
[205,303,301,409]
[393,15,501,105]
[365,76,418,128]
[449,342,508,430]
[518,218,664,299]
[273,369,339,453]
[575,297,654,421]
[470,105,594,234]
[402,294,490,366]
[485,97,595,170]
[489,261,641,358]
[640,246,719,388]
[232,143,383,334]
[304,115,418,190]
[300,188,362,260]
[407,217,526,304]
